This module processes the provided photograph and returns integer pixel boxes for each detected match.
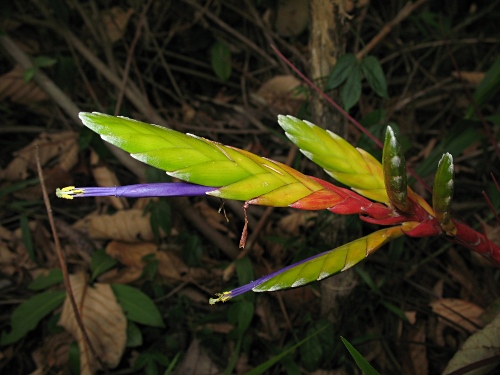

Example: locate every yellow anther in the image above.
[56,186,84,199]
[208,291,232,305]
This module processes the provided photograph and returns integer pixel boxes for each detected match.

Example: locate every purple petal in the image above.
[56,182,216,199]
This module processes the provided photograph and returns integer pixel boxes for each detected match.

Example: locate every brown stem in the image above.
[36,147,106,372]
[356,0,428,61]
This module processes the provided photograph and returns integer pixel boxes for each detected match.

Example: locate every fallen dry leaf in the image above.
[173,339,220,375]
[0,65,48,105]
[253,75,306,114]
[452,71,485,85]
[74,209,155,242]
[442,311,500,375]
[402,321,428,375]
[430,298,484,333]
[29,331,73,375]
[278,211,317,236]
[103,7,135,43]
[90,150,128,210]
[5,131,78,181]
[101,241,188,284]
[58,272,126,375]
[275,0,309,37]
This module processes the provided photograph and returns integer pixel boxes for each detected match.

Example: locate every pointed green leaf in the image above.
[432,153,455,235]
[277,115,388,203]
[341,63,362,112]
[111,284,165,328]
[326,53,358,90]
[210,42,232,82]
[361,56,389,99]
[0,290,66,345]
[341,337,381,375]
[382,126,410,212]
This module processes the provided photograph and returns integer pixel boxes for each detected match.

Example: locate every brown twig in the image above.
[36,146,105,372]
[182,0,278,68]
[114,0,153,115]
[356,0,428,60]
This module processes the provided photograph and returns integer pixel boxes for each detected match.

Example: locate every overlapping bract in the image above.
[69,113,500,302]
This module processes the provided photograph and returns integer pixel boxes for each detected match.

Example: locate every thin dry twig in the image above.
[36,147,106,372]
[114,0,153,115]
[356,0,428,60]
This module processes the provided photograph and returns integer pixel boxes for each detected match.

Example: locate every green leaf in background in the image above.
[90,249,118,282]
[413,120,482,179]
[20,215,36,262]
[466,56,500,118]
[0,290,66,345]
[361,55,389,98]
[111,284,165,328]
[326,53,358,90]
[150,198,171,242]
[126,321,143,347]
[210,41,232,82]
[340,336,381,375]
[24,56,58,82]
[341,63,362,112]
[33,56,58,68]
[68,341,80,375]
[28,269,63,291]
[246,324,328,375]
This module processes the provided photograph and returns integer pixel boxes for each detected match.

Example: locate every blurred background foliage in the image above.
[0,0,499,374]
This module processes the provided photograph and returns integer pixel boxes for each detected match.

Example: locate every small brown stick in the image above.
[182,0,278,68]
[114,0,153,115]
[36,146,105,371]
[356,0,428,61]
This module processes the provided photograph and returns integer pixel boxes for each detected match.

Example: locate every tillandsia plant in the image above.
[57,113,500,304]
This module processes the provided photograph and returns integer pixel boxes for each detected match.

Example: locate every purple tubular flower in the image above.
[209,251,328,304]
[56,182,216,199]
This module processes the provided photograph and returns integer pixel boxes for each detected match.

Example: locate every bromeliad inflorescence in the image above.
[57,113,500,303]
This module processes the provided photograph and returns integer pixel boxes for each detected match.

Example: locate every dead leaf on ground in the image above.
[173,339,220,375]
[90,150,128,210]
[275,0,309,37]
[100,241,188,284]
[253,75,305,114]
[430,298,484,333]
[402,321,428,375]
[103,7,135,43]
[452,71,485,85]
[58,272,126,375]
[278,211,317,236]
[5,131,78,181]
[442,310,500,375]
[193,201,235,238]
[29,331,73,375]
[0,65,48,105]
[73,209,155,242]
[0,242,17,276]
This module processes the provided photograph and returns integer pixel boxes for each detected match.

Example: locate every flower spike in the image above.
[433,153,456,236]
[383,126,410,213]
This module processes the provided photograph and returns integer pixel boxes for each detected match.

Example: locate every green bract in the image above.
[382,126,410,213]
[433,153,456,235]
[277,115,388,203]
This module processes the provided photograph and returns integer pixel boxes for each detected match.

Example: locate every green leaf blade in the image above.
[341,64,362,112]
[210,42,232,82]
[111,284,165,328]
[361,56,389,99]
[326,53,358,90]
[0,290,66,345]
[341,337,381,375]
